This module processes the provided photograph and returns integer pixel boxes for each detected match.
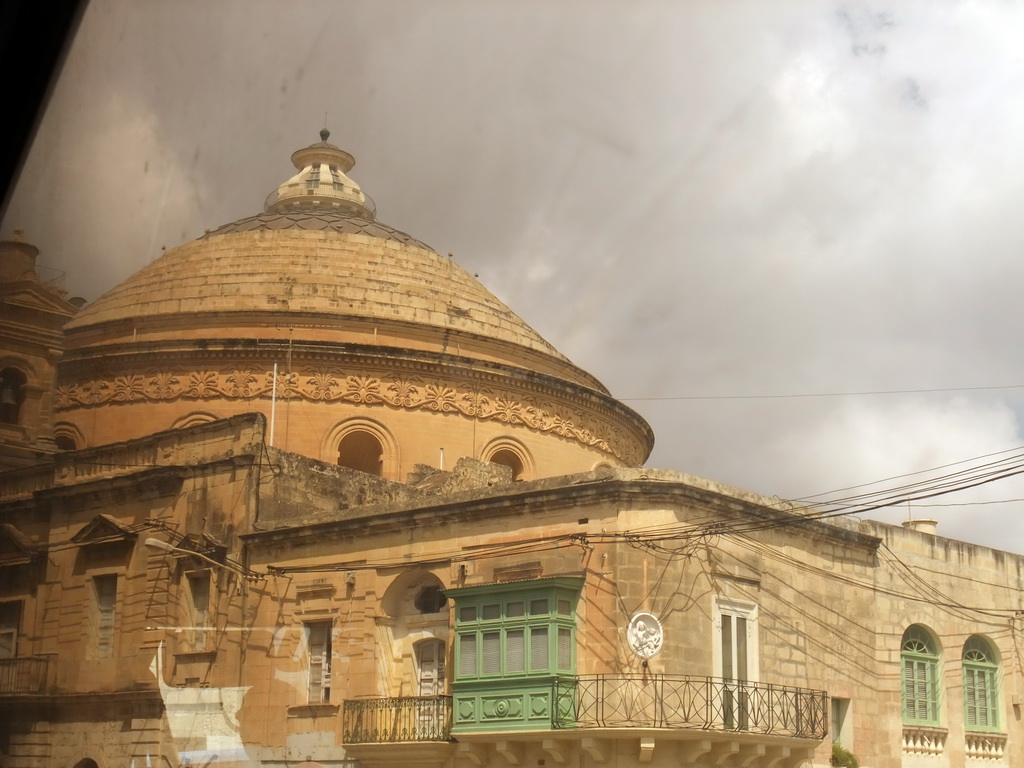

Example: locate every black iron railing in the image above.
[342,695,452,744]
[0,656,49,695]
[554,675,827,739]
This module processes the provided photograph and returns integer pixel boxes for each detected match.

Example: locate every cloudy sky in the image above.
[6,0,1024,551]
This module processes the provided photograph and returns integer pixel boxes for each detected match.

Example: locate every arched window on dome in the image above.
[54,435,77,452]
[338,430,384,476]
[963,635,999,731]
[901,624,941,725]
[54,422,85,452]
[489,449,525,481]
[0,368,27,425]
[481,438,533,482]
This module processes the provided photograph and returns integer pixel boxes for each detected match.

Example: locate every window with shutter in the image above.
[506,630,524,672]
[458,634,476,676]
[449,576,582,682]
[482,632,501,675]
[530,627,548,671]
[962,635,999,731]
[557,628,571,670]
[900,625,940,726]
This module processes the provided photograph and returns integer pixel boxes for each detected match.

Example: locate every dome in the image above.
[57,134,654,476]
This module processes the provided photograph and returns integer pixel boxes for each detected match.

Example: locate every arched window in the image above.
[322,418,397,479]
[0,368,27,425]
[338,430,384,476]
[54,435,77,451]
[963,635,999,730]
[54,422,85,452]
[414,585,448,614]
[481,438,533,482]
[902,625,940,725]
[489,448,525,481]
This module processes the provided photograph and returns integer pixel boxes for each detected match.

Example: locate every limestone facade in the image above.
[0,413,1021,768]
[0,230,81,469]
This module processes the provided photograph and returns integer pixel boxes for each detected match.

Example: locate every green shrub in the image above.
[831,743,859,768]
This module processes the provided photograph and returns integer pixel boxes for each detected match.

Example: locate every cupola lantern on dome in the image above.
[264,129,376,218]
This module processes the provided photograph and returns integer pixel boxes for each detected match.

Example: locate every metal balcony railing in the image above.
[0,656,50,695]
[554,675,828,739]
[343,695,452,744]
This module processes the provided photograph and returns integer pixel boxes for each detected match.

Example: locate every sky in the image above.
[6,0,1024,551]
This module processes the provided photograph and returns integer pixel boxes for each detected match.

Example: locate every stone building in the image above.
[0,230,82,470]
[0,133,1020,768]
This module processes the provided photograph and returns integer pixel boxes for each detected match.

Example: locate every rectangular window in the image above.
[530,627,549,671]
[715,600,758,731]
[449,577,582,682]
[93,575,117,659]
[482,632,500,675]
[186,572,211,651]
[557,628,572,671]
[305,621,333,704]
[964,666,997,729]
[506,629,525,672]
[458,634,476,676]
[903,657,938,723]
[831,697,852,749]
[0,601,21,659]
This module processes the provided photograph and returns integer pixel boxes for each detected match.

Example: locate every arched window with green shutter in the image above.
[901,625,940,725]
[963,635,999,731]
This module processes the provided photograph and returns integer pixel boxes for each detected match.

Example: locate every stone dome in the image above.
[56,134,654,477]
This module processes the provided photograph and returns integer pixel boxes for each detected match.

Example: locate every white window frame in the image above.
[712,598,759,682]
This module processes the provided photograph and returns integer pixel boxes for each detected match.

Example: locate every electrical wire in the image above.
[620,383,1024,402]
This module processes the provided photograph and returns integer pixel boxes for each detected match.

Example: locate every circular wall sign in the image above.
[627,612,664,659]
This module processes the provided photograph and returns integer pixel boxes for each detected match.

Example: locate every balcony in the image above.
[343,695,453,743]
[342,696,454,768]
[344,676,826,743]
[556,675,828,739]
[0,655,50,695]
[344,678,825,768]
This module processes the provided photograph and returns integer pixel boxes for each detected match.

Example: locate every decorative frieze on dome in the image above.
[55,365,647,466]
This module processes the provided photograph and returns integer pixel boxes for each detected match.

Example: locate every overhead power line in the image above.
[620,383,1024,402]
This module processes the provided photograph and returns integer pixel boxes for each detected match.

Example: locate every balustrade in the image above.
[343,695,452,744]
[555,675,828,739]
[0,656,49,695]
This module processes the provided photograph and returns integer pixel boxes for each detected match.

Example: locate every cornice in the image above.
[57,343,654,465]
[63,309,606,391]
[245,474,882,553]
